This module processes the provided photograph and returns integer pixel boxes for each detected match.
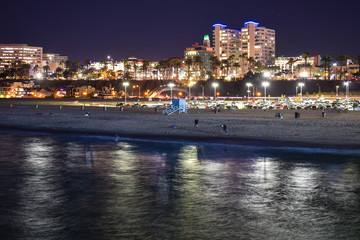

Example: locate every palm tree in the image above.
[18,64,31,79]
[287,58,295,74]
[254,61,264,73]
[74,62,82,72]
[233,62,240,76]
[239,53,247,74]
[184,58,193,81]
[302,52,310,77]
[247,57,256,72]
[33,64,39,74]
[321,55,333,80]
[43,65,50,77]
[141,60,150,79]
[209,56,220,79]
[173,59,182,79]
[193,55,203,79]
[336,54,352,80]
[55,67,64,80]
[84,59,91,69]
[132,59,138,79]
[65,60,72,70]
[227,54,235,75]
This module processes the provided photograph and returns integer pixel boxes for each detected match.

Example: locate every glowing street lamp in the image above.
[299,71,308,79]
[333,63,337,80]
[262,82,269,102]
[168,83,175,99]
[188,81,195,99]
[123,82,129,104]
[336,85,339,97]
[298,83,305,102]
[263,71,271,78]
[36,72,42,80]
[246,83,253,99]
[212,82,219,100]
[344,81,350,99]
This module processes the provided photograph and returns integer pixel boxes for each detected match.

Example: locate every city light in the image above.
[212,82,219,100]
[36,72,42,79]
[246,83,253,99]
[262,82,270,102]
[123,82,129,104]
[188,81,195,99]
[263,71,271,78]
[168,83,175,99]
[344,81,351,99]
[299,71,308,78]
[298,82,305,102]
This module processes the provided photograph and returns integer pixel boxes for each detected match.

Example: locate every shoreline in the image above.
[1,101,360,149]
[2,124,360,151]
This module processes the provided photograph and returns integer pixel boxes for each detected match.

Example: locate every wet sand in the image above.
[1,101,360,148]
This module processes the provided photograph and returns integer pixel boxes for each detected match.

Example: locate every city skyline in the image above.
[3,0,360,62]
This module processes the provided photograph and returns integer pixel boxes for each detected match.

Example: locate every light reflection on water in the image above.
[0,131,359,239]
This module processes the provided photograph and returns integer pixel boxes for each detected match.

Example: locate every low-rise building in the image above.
[184,35,214,79]
[43,53,68,72]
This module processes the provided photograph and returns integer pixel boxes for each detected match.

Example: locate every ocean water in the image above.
[0,131,359,240]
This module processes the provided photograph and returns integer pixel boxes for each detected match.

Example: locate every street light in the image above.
[298,83,305,102]
[262,82,269,102]
[123,82,129,104]
[246,83,253,99]
[336,85,339,97]
[299,71,308,78]
[344,81,350,99]
[333,63,337,80]
[263,71,271,78]
[36,72,42,80]
[212,82,219,100]
[168,83,175,99]
[188,81,195,99]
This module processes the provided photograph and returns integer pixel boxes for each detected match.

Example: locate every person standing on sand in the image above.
[223,124,227,133]
[194,119,199,128]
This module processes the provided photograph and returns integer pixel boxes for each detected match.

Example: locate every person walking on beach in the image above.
[194,119,199,128]
[223,124,227,133]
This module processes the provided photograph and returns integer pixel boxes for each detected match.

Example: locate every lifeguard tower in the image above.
[162,99,187,115]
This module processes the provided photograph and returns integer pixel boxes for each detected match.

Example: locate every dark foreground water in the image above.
[0,131,359,240]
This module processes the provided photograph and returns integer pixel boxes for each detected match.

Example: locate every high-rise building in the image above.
[0,44,43,72]
[240,21,275,66]
[212,21,275,74]
[212,23,241,62]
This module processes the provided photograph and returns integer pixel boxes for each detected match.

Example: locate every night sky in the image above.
[2,0,360,62]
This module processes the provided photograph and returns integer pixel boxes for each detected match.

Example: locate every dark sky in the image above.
[2,0,360,62]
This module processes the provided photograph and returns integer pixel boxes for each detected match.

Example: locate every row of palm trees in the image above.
[281,52,360,80]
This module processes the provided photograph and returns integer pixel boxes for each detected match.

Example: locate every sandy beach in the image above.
[1,100,360,148]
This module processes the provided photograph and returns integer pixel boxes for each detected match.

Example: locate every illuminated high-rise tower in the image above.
[212,21,275,74]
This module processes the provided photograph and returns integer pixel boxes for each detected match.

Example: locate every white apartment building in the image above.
[240,21,275,66]
[212,21,275,74]
[0,44,43,72]
[212,23,241,62]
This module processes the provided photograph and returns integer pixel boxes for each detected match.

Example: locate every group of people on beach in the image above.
[194,119,227,133]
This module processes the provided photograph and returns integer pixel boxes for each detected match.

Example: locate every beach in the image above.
[1,100,360,147]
